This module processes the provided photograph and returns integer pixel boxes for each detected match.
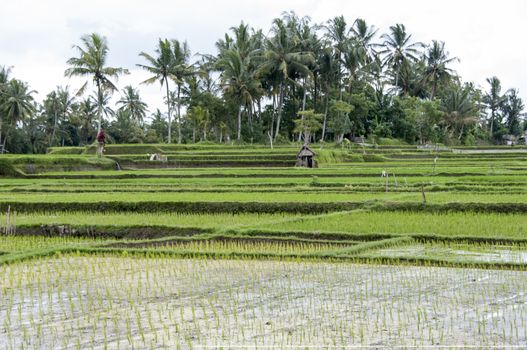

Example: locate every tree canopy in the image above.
[0,13,525,153]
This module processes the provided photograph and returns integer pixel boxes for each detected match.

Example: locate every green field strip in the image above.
[316,236,413,257]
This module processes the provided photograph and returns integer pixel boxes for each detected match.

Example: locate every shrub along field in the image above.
[1,143,527,347]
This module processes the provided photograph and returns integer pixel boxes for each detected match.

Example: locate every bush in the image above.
[362,154,386,162]
[348,154,364,162]
[376,137,408,146]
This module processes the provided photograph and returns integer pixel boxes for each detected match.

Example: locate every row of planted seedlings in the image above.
[2,254,527,347]
[1,207,527,269]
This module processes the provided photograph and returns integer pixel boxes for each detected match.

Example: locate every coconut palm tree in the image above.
[56,86,75,146]
[483,76,507,137]
[138,39,175,143]
[324,16,348,98]
[65,33,128,135]
[0,79,36,151]
[379,24,423,90]
[0,66,13,150]
[346,18,377,92]
[350,18,377,58]
[441,84,479,141]
[423,41,458,98]
[259,17,314,140]
[117,86,148,126]
[43,90,60,146]
[76,98,97,145]
[501,89,525,135]
[171,40,194,144]
[217,49,260,141]
[316,46,340,141]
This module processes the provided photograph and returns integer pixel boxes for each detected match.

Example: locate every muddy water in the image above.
[1,256,526,348]
[378,244,527,264]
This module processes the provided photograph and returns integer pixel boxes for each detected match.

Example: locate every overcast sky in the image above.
[2,0,526,116]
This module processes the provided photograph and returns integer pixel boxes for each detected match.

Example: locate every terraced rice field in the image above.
[1,143,526,347]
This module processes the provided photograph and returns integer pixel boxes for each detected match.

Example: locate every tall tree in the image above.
[423,41,458,98]
[138,39,175,143]
[117,85,148,126]
[380,24,423,89]
[56,86,75,146]
[259,17,314,140]
[325,15,348,99]
[483,76,507,138]
[441,84,479,142]
[0,79,36,152]
[501,89,525,136]
[65,33,128,135]
[0,66,13,150]
[171,40,194,144]
[76,98,97,145]
[350,18,377,59]
[217,49,260,141]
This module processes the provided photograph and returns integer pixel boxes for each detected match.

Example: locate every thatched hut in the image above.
[296,144,316,168]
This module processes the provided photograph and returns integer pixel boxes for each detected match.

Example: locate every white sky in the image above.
[1,0,526,116]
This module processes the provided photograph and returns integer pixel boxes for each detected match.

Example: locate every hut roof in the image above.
[297,144,315,157]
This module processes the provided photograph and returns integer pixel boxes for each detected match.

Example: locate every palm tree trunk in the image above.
[2,124,8,153]
[50,112,58,147]
[165,78,172,144]
[96,80,103,135]
[237,106,242,141]
[298,79,308,142]
[274,82,284,141]
[270,94,276,138]
[177,84,182,144]
[489,110,495,138]
[431,81,437,99]
[395,65,401,92]
[321,92,329,142]
[313,73,318,112]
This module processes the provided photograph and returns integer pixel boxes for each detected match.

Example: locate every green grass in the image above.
[1,212,300,229]
[255,211,527,239]
[1,144,527,269]
[0,235,105,253]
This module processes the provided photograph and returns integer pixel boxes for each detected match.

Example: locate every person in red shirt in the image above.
[96,129,106,157]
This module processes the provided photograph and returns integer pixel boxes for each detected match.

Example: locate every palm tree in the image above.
[138,39,175,143]
[380,24,423,90]
[423,41,458,98]
[217,49,260,141]
[346,18,377,93]
[259,17,314,140]
[138,39,193,143]
[501,89,526,135]
[217,22,264,137]
[171,40,194,144]
[43,90,60,146]
[0,79,36,151]
[483,76,507,137]
[65,33,128,135]
[316,46,339,141]
[117,86,148,126]
[76,98,97,145]
[324,16,349,98]
[0,66,13,150]
[396,59,427,97]
[56,86,75,146]
[441,84,479,141]
[350,19,377,58]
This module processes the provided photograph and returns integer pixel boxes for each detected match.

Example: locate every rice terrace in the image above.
[2,2,527,348]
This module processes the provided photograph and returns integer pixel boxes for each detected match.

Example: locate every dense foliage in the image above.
[1,13,526,153]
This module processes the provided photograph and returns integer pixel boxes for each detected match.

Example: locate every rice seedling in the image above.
[3,256,526,347]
